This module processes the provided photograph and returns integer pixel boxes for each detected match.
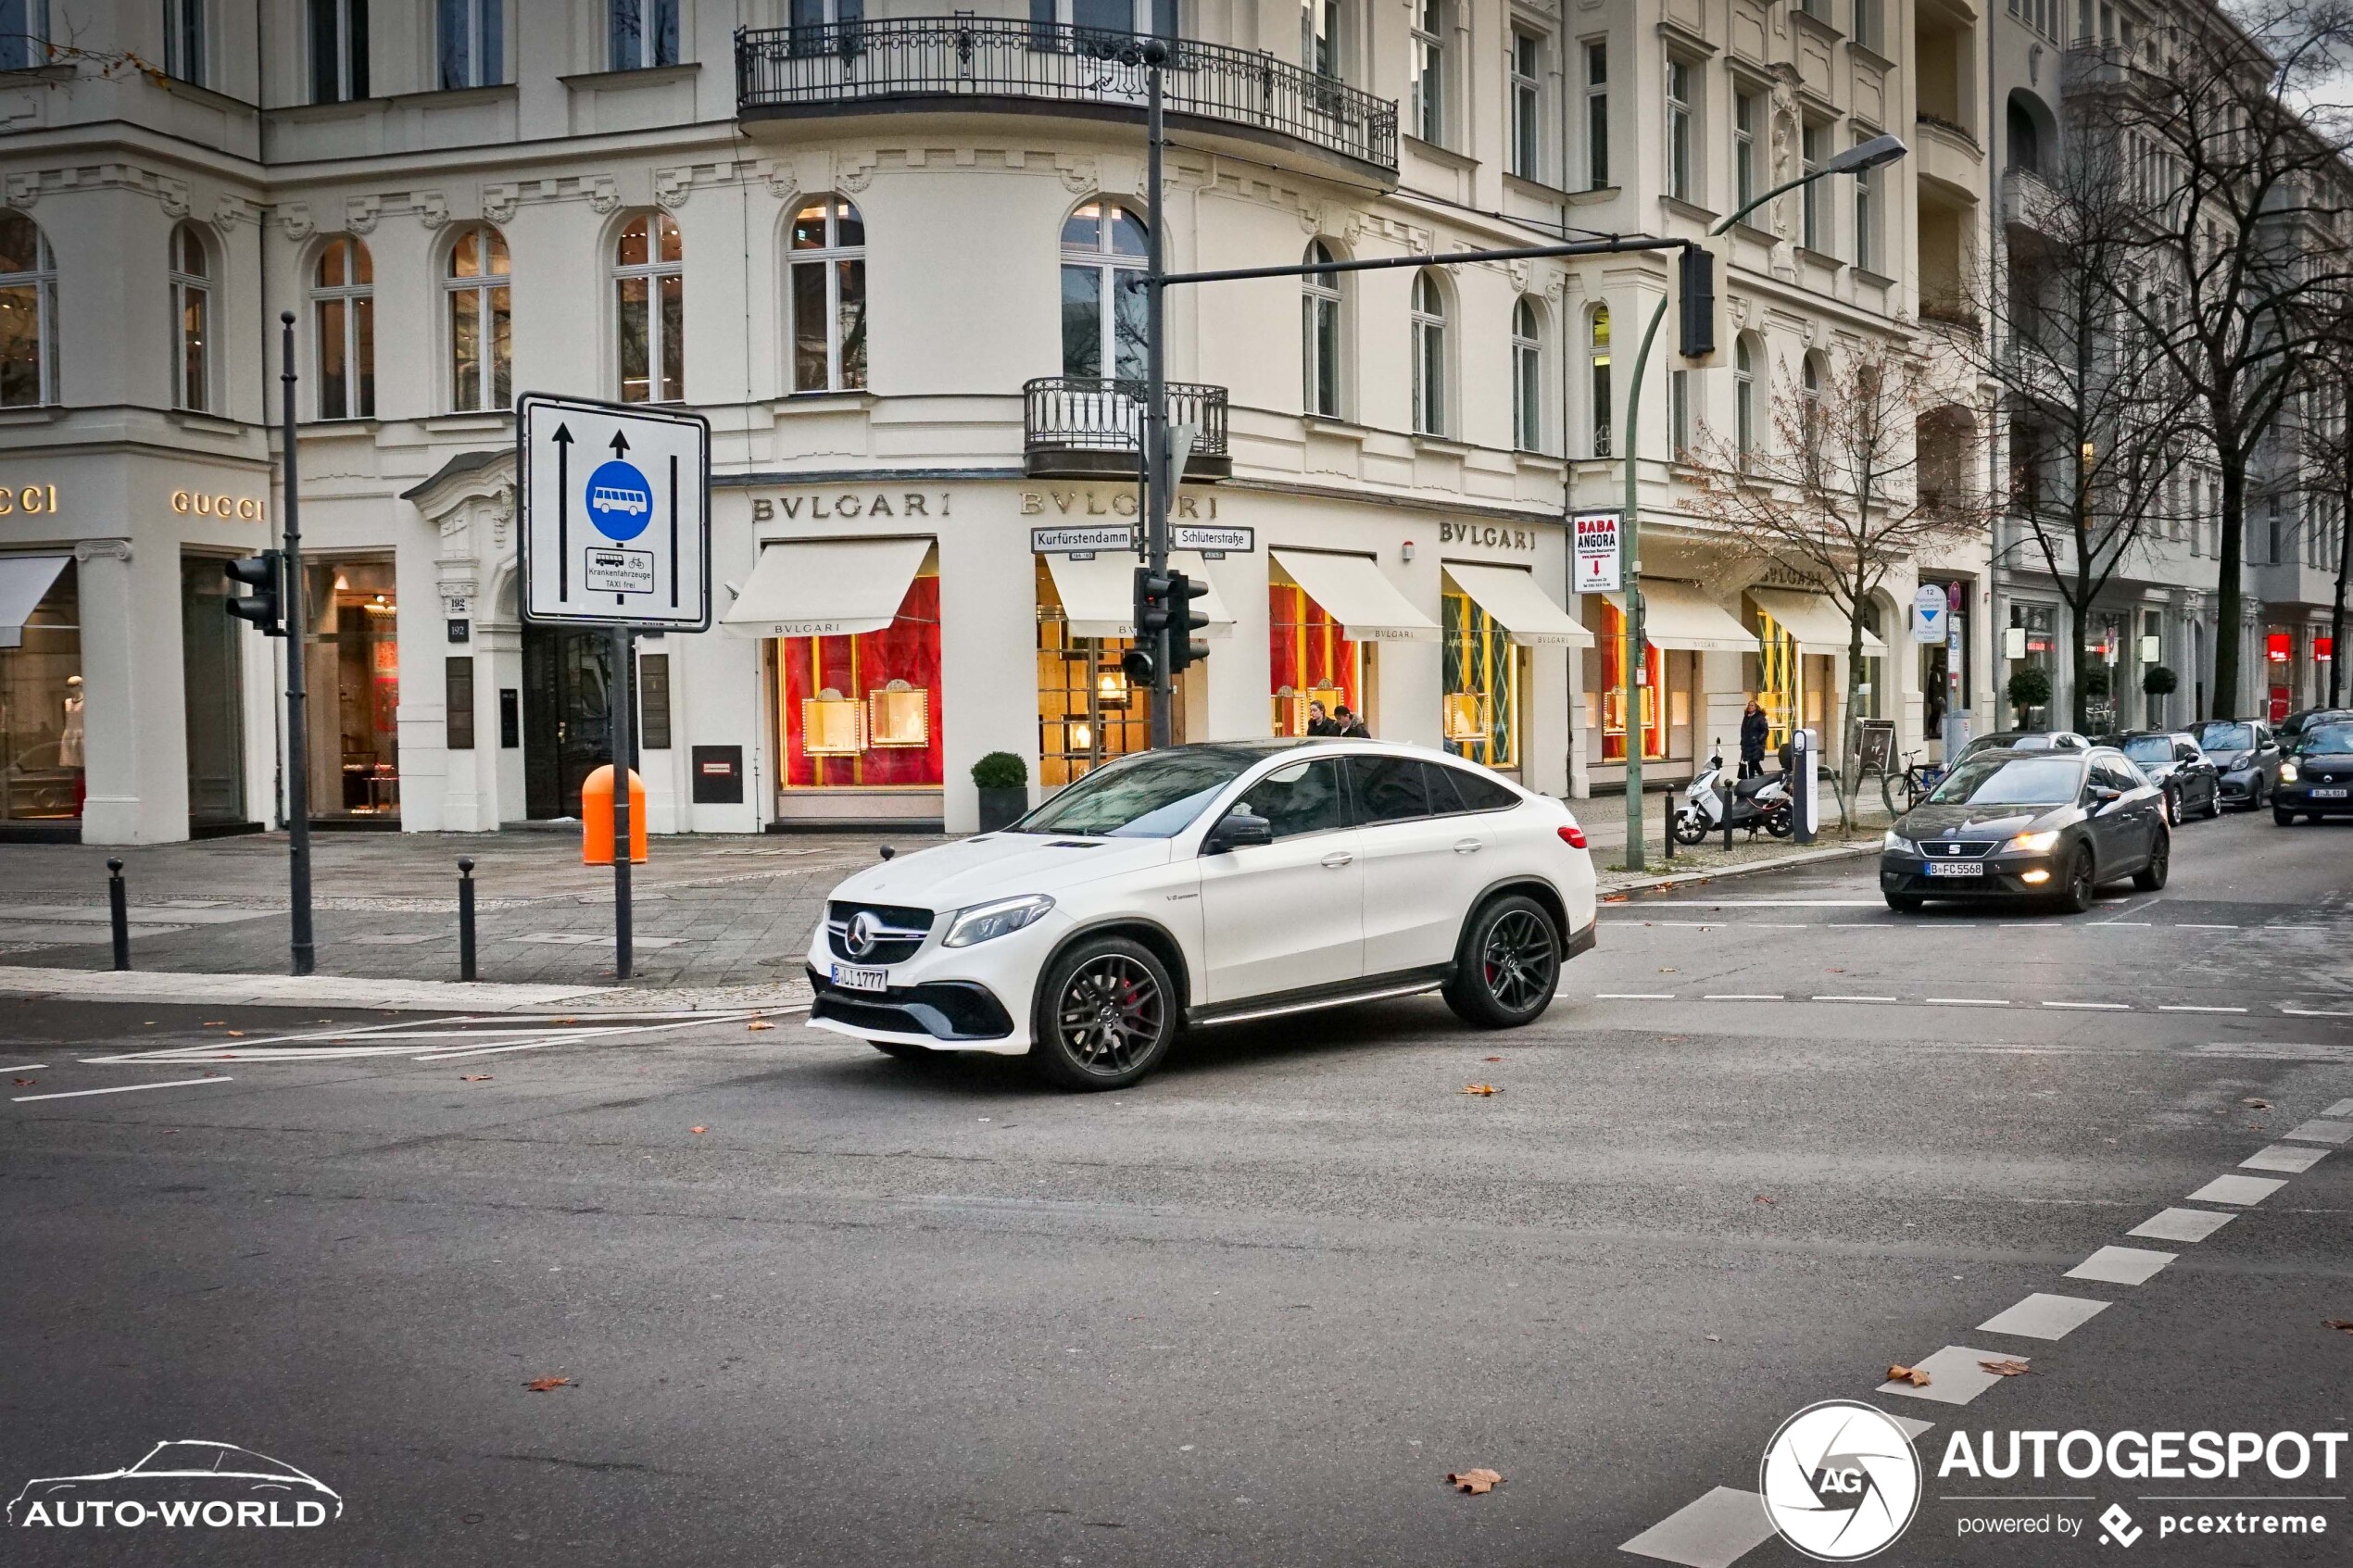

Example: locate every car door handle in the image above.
[1453,838,1483,854]
[1320,851,1354,868]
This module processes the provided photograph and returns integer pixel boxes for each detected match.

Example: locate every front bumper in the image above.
[806,968,1017,1043]
[2217,768,2265,802]
[803,912,1069,1054]
[2273,784,2353,815]
[1879,851,2062,898]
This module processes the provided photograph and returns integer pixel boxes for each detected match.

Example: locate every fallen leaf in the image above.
[1602,894,1628,903]
[1482,1056,1504,1062]
[225,1031,245,1038]
[1446,1468,1504,1495]
[1887,1364,1932,1386]
[460,1074,493,1083]
[1658,967,1679,973]
[690,1125,710,1134]
[201,1020,226,1027]
[747,1021,775,1032]
[1461,1084,1499,1097]
[522,1376,572,1393]
[1980,1360,2032,1378]
[1705,1334,1721,1342]
[1754,1195,1775,1204]
[2244,1098,2272,1109]
[2326,1319,2353,1334]
[12,1078,33,1086]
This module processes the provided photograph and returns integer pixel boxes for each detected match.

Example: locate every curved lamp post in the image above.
[1617,134,1906,870]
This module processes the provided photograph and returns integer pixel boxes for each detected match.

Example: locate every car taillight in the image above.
[1556,823,1588,850]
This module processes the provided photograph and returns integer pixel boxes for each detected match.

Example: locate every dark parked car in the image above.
[2188,719,2284,809]
[1953,730,2094,764]
[2112,731,2221,822]
[2277,707,2353,744]
[1880,746,2169,913]
[2274,721,2353,823]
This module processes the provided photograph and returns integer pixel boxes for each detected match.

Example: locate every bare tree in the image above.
[2289,324,2353,706]
[1959,106,2199,732]
[1686,341,1985,827]
[2081,0,2353,717]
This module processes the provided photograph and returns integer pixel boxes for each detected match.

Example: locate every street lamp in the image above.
[1616,136,1907,871]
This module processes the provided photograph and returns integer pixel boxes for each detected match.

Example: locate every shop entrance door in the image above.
[179,555,245,829]
[523,624,635,820]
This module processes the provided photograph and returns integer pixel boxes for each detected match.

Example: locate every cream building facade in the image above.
[0,0,1993,843]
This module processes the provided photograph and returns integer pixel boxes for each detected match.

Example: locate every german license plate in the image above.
[830,963,888,993]
[2313,787,2348,799]
[1928,860,1985,877]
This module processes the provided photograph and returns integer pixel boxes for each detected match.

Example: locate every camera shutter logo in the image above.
[1759,1399,1922,1560]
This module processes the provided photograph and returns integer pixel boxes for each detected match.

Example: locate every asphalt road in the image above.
[2,809,2348,1567]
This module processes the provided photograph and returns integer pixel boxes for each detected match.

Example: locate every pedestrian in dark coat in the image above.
[1739,698,1770,779]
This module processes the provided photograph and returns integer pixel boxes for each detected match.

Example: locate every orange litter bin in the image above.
[581,764,648,865]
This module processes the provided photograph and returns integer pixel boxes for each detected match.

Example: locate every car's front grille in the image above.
[1920,839,1997,858]
[824,901,935,964]
[807,971,1015,1041]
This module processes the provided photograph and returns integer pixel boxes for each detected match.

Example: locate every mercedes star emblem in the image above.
[847,910,881,959]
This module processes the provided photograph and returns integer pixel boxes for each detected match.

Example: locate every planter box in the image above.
[976,787,1028,833]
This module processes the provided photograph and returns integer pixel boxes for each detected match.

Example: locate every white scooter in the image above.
[1671,744,1794,844]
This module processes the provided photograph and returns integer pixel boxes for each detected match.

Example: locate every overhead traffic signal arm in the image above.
[223,550,285,636]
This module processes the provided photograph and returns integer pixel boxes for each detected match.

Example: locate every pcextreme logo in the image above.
[7,1440,342,1529]
[1760,1400,1924,1561]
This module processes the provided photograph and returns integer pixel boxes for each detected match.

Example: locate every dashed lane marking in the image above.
[2282,1118,2353,1146]
[1879,1346,2030,1406]
[2328,1098,2353,1117]
[2129,1207,2237,1243]
[1977,1292,2112,1341]
[2183,1173,2286,1206]
[1595,993,1678,1000]
[14,1076,234,1103]
[1925,997,2011,1007]
[2242,1144,2332,1174]
[1811,995,1898,1003]
[74,1010,792,1066]
[1618,1486,1778,1568]
[2159,1004,2247,1013]
[2282,1006,2353,1018]
[2043,1001,2131,1010]
[1704,993,1783,1001]
[2065,1246,2176,1286]
[1,1062,47,1072]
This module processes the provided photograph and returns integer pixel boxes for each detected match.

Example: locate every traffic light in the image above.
[1120,645,1157,689]
[1165,571,1212,676]
[1678,245,1717,360]
[224,551,285,637]
[1134,568,1175,638]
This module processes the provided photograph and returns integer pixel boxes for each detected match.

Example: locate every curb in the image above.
[1596,838,1882,898]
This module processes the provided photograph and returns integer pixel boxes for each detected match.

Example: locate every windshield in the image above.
[1014,749,1255,838]
[1925,756,2084,808]
[2192,721,2254,751]
[2120,737,2176,764]
[2300,724,2353,754]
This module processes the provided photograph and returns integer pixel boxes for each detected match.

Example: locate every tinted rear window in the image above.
[1348,756,1430,823]
[1438,765,1518,812]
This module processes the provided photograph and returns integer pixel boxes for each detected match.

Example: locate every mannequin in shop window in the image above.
[60,674,84,768]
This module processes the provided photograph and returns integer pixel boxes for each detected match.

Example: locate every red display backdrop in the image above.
[780,573,944,787]
[1268,583,1359,734]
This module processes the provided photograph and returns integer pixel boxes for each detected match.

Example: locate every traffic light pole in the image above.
[1142,44,1173,749]
[278,311,316,975]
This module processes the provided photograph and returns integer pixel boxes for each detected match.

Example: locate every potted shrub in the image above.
[2006,665,2053,721]
[2142,664,2178,697]
[972,752,1029,833]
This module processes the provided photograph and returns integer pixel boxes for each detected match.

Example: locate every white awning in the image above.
[1604,581,1755,654]
[0,555,69,650]
[1442,562,1593,647]
[1042,551,1237,640]
[1751,588,1888,656]
[1271,548,1440,643]
[721,537,932,639]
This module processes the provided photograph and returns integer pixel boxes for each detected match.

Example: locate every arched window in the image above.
[788,196,866,394]
[311,235,374,420]
[1587,303,1612,458]
[0,210,56,408]
[169,223,211,413]
[1800,349,1825,445]
[2007,94,2043,175]
[1512,296,1543,452]
[1410,269,1447,435]
[446,224,510,413]
[1734,334,1758,464]
[1060,199,1148,382]
[1410,0,1448,144]
[614,212,684,404]
[1302,239,1343,418]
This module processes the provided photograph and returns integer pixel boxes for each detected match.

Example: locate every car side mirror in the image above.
[1203,809,1274,854]
[2090,785,2123,809]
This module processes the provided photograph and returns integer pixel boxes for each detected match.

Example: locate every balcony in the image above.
[1024,377,1232,482]
[736,17,1398,179]
[2001,167,2060,236]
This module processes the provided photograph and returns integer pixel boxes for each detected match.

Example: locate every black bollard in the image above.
[107,858,130,972]
[458,857,477,982]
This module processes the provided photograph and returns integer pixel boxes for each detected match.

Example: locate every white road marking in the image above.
[1879,1346,2029,1405]
[2158,1005,2246,1013]
[2280,1005,2353,1017]
[2241,1144,2330,1174]
[1704,994,1784,1002]
[1618,1486,1777,1568]
[1,1062,48,1072]
[2327,1098,2353,1118]
[2065,1246,2175,1286]
[2281,1118,2353,1147]
[1596,993,1678,1000]
[1976,1292,2112,1341]
[2183,1173,2286,1206]
[2178,923,2239,930]
[2129,1208,2236,1243]
[14,1076,233,1102]
[77,1010,786,1066]
[2043,1001,2130,1010]
[1812,995,1898,1003]
[1925,997,2010,1007]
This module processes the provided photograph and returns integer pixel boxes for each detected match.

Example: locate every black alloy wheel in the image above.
[1030,935,1177,1090]
[1444,895,1562,1028]
[2057,845,2098,913]
[2203,782,2222,819]
[2275,805,2298,826]
[1884,892,1925,913]
[2133,830,2171,891]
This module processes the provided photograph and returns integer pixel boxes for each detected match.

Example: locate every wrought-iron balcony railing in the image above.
[736,17,1398,174]
[1024,377,1232,480]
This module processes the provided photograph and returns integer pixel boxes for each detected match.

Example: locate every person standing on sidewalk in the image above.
[1739,698,1769,779]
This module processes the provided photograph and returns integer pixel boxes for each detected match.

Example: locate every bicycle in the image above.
[1886,749,1944,814]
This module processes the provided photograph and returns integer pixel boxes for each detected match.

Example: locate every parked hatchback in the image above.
[2188,719,2284,809]
[2111,731,2221,822]
[806,740,1599,1088]
[1880,746,2169,913]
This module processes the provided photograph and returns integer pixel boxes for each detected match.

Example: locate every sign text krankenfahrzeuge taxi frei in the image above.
[517,393,712,631]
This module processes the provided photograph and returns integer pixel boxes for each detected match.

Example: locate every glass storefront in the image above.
[1598,598,1666,761]
[1442,584,1518,770]
[1036,558,1151,788]
[778,566,943,791]
[0,557,81,822]
[2009,602,2054,726]
[1269,581,1360,736]
[304,558,400,821]
[179,554,245,827]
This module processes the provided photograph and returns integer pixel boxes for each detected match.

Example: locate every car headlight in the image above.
[942,894,1056,948]
[1882,830,1918,852]
[2279,760,2299,783]
[2004,829,2062,854]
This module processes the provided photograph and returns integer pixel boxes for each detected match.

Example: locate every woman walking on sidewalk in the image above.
[1739,697,1769,779]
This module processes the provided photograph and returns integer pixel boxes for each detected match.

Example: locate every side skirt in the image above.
[1184,965,1454,1031]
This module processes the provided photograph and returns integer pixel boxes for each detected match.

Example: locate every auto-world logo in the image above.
[7,1441,342,1529]
[2099,1503,2144,1546]
[1761,1400,1922,1561]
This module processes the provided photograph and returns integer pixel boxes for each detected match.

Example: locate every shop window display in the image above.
[0,558,82,821]
[1442,586,1517,770]
[1599,597,1665,761]
[1269,583,1359,735]
[1037,558,1151,788]
[781,571,943,788]
[303,559,400,819]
